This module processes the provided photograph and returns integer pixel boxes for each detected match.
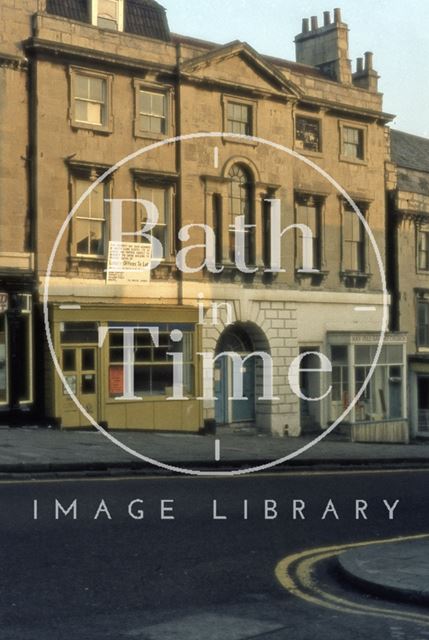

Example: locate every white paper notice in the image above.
[106,241,152,284]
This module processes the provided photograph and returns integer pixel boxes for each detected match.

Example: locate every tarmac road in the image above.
[0,468,428,639]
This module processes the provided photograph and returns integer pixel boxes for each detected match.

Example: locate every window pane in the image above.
[86,102,103,125]
[89,221,104,255]
[355,346,372,365]
[75,100,88,123]
[140,91,152,113]
[75,75,89,99]
[82,348,95,371]
[151,93,165,117]
[296,117,321,152]
[151,365,173,394]
[81,374,96,394]
[99,0,118,17]
[331,345,348,364]
[76,219,90,254]
[63,349,76,372]
[150,116,164,134]
[89,77,105,102]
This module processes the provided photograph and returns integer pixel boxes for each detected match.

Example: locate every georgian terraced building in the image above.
[0,0,409,440]
[388,130,429,439]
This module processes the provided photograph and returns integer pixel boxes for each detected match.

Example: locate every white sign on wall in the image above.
[106,242,152,284]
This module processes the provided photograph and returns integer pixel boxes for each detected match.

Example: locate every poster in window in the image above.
[109,365,124,396]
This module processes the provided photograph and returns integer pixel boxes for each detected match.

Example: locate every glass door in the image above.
[61,346,98,427]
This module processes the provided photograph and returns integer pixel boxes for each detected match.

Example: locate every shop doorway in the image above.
[417,376,429,435]
[214,325,256,426]
[61,346,98,427]
[299,348,322,432]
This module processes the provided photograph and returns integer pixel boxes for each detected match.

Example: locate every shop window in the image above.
[418,300,429,348]
[92,0,124,31]
[295,116,321,152]
[0,315,7,404]
[228,164,254,264]
[354,344,404,421]
[73,177,109,258]
[136,184,173,259]
[108,325,195,398]
[60,322,99,344]
[295,195,322,270]
[331,346,349,403]
[418,227,429,271]
[341,126,365,161]
[70,68,113,132]
[226,102,252,136]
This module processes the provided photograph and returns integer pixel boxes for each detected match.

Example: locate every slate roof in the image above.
[125,0,170,41]
[390,129,429,174]
[46,0,88,23]
[46,0,170,42]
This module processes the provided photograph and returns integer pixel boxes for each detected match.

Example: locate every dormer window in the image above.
[92,0,124,31]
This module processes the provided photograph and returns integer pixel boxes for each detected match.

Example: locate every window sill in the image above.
[294,146,323,158]
[340,271,371,288]
[222,134,258,147]
[71,122,113,135]
[339,155,368,166]
[133,130,171,142]
[295,268,329,285]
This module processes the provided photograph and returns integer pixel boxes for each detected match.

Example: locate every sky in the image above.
[160,0,429,138]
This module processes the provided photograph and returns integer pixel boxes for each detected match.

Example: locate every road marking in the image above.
[215,439,221,462]
[354,306,377,312]
[275,533,429,627]
[0,467,429,485]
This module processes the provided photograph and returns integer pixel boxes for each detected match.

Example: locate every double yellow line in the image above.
[275,534,429,627]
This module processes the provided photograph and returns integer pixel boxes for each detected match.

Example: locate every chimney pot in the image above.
[334,8,342,23]
[310,15,318,30]
[323,11,331,26]
[364,51,374,70]
[302,18,309,33]
[356,57,364,73]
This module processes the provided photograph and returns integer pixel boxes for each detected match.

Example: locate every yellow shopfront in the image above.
[46,304,202,432]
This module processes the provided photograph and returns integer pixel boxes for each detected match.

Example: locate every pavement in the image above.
[0,425,428,473]
[338,538,429,605]
[0,425,428,618]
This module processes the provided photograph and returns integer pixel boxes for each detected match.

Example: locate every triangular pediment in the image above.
[180,41,302,98]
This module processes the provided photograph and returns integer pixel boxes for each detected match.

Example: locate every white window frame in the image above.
[72,175,110,259]
[417,225,429,272]
[133,80,173,140]
[70,67,113,133]
[91,0,124,31]
[135,183,175,260]
[138,90,167,136]
[339,120,368,164]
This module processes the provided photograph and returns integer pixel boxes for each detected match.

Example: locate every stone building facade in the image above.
[388,129,429,438]
[0,0,409,440]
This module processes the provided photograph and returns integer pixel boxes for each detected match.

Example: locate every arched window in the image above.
[228,164,254,264]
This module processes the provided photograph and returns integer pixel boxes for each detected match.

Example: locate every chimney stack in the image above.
[353,51,379,92]
[302,18,309,34]
[364,51,373,71]
[334,7,342,23]
[295,9,352,84]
